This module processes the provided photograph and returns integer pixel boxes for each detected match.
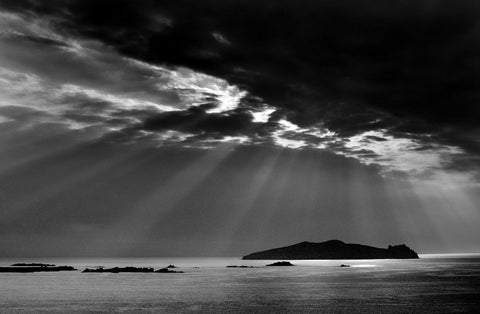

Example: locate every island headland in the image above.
[242,240,419,260]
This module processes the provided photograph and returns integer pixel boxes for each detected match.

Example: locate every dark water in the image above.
[1,254,479,313]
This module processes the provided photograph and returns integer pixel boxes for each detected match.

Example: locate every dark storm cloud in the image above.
[2,0,479,146]
[1,0,480,177]
[0,8,256,149]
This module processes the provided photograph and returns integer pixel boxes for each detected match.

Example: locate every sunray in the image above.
[81,143,237,256]
[0,144,155,222]
[199,146,283,255]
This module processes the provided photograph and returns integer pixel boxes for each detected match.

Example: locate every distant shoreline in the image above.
[1,253,480,260]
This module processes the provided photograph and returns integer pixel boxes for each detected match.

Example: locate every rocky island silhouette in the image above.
[0,263,77,272]
[243,240,419,260]
[266,261,294,266]
[82,266,183,273]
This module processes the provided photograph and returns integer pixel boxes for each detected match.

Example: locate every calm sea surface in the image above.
[1,254,479,313]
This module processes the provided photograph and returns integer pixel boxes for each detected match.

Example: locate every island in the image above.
[242,240,419,260]
[266,261,294,266]
[82,266,154,273]
[155,268,184,273]
[82,266,183,273]
[0,264,76,272]
[10,263,56,267]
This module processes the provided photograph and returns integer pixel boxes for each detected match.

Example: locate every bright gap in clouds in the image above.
[251,107,275,123]
[153,65,247,113]
[344,130,464,175]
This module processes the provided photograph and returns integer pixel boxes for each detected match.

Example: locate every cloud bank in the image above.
[0,1,479,179]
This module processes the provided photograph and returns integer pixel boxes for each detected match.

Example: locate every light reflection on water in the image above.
[0,254,479,313]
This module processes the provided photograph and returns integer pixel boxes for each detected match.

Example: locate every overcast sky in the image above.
[0,0,479,256]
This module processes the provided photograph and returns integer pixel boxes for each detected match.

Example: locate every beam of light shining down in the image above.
[0,3,480,258]
[80,144,236,256]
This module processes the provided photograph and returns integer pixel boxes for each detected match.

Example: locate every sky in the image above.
[0,0,479,256]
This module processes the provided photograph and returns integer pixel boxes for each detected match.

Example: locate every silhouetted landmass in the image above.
[82,266,184,273]
[82,267,154,273]
[166,264,177,268]
[266,261,294,266]
[0,265,76,272]
[340,264,351,267]
[226,265,257,268]
[155,268,184,273]
[10,263,55,267]
[243,240,419,260]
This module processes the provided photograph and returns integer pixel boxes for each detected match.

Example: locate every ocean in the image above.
[1,254,479,313]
